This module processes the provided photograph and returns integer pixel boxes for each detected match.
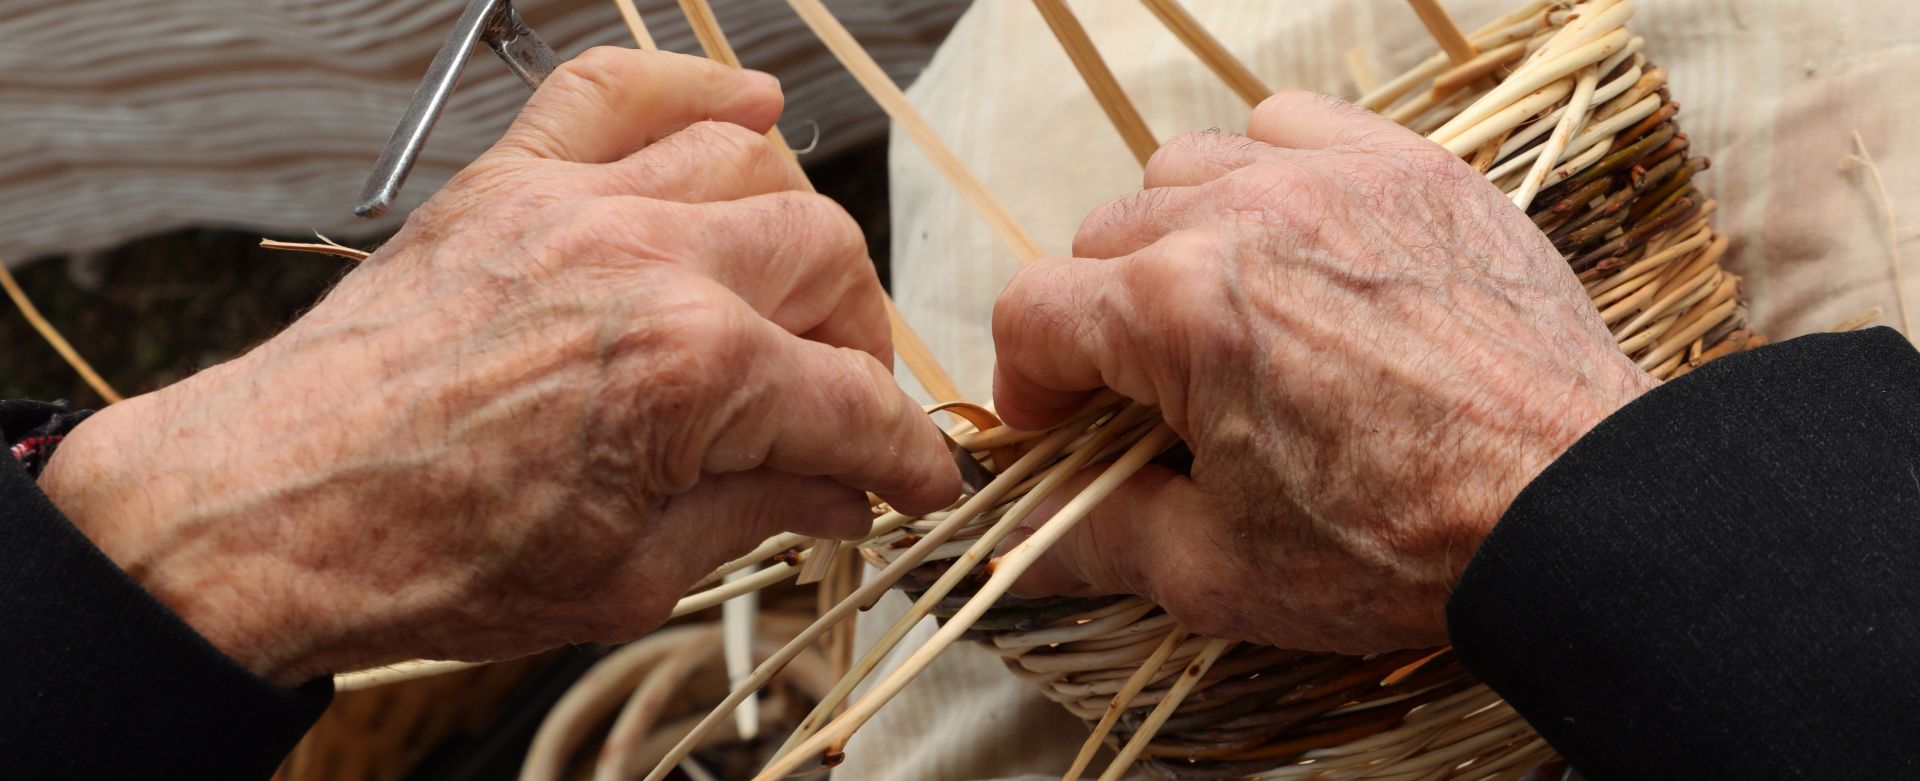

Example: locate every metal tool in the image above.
[942,429,996,496]
[355,0,559,218]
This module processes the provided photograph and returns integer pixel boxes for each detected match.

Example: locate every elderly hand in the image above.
[993,92,1657,654]
[38,49,960,686]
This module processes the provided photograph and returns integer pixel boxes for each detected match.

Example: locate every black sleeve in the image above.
[1447,327,1920,779]
[0,400,331,780]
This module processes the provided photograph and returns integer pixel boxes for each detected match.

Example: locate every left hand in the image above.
[39,49,961,685]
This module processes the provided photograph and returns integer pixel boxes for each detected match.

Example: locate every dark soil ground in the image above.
[0,141,892,408]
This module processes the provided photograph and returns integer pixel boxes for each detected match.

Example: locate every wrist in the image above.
[38,370,327,687]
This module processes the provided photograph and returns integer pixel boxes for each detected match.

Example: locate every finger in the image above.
[625,469,871,623]
[991,256,1157,430]
[1141,130,1283,189]
[708,316,963,515]
[583,192,891,362]
[493,48,784,164]
[1071,185,1208,259]
[1004,465,1217,602]
[593,120,809,203]
[683,193,890,362]
[662,469,873,556]
[1247,90,1424,151]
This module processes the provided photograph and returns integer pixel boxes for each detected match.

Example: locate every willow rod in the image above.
[1138,0,1271,106]
[673,0,797,164]
[1095,638,1235,781]
[661,0,962,401]
[639,421,1095,781]
[766,406,1153,764]
[0,257,123,403]
[1404,0,1478,66]
[785,0,1046,264]
[1062,625,1191,781]
[751,424,1180,781]
[610,0,658,49]
[1031,0,1158,166]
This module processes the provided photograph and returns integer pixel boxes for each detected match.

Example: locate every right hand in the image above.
[993,92,1656,655]
[40,48,961,686]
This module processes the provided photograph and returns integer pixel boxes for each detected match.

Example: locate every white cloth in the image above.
[851,1,1920,779]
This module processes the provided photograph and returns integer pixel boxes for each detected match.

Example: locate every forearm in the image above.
[1448,327,1920,778]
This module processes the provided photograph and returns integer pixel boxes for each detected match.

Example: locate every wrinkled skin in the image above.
[996,92,1657,654]
[40,49,960,686]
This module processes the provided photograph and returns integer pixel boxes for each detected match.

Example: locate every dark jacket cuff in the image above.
[1447,327,1920,778]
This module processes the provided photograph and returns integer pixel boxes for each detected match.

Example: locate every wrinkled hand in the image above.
[39,49,960,685]
[994,92,1656,654]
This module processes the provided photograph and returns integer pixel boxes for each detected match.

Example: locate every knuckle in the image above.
[549,198,644,259]
[821,347,893,419]
[993,258,1076,345]
[1144,131,1227,180]
[555,46,635,90]
[1252,90,1326,125]
[689,120,775,165]
[646,296,753,404]
[1157,572,1242,639]
[632,295,758,491]
[1217,163,1326,225]
[1396,142,1475,185]
[779,192,868,266]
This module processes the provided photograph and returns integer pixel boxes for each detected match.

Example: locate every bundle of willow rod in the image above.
[638,1,1754,780]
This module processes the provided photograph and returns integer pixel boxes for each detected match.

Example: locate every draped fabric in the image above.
[0,0,967,263]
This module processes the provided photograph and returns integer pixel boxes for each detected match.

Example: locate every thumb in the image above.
[1004,464,1212,601]
[655,469,872,584]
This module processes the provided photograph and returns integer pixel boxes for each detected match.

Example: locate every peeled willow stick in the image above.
[1404,0,1478,66]
[1429,28,1631,146]
[1137,0,1270,106]
[1062,625,1191,781]
[0,257,123,403]
[1512,64,1598,210]
[1031,0,1158,166]
[752,423,1180,781]
[661,0,962,402]
[786,0,1045,264]
[765,406,1154,764]
[1094,638,1236,781]
[610,0,658,49]
[674,0,801,167]
[639,420,1097,781]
